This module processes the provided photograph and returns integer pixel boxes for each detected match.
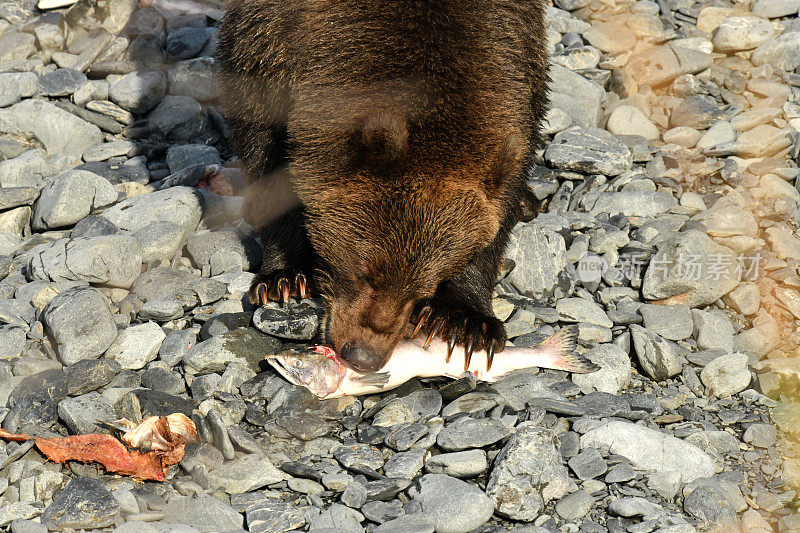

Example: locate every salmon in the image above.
[266,325,598,399]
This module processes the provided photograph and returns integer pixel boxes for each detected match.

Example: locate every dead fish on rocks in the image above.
[267,325,598,398]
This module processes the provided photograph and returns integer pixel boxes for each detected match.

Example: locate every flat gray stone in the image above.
[161,494,243,533]
[57,392,117,434]
[580,421,716,483]
[413,474,494,533]
[206,454,287,494]
[108,70,166,114]
[104,321,166,370]
[544,126,633,176]
[43,287,118,365]
[101,186,203,233]
[42,477,119,530]
[32,170,118,231]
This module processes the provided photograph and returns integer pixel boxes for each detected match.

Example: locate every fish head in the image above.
[266,346,345,397]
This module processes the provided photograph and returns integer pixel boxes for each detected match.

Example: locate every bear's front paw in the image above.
[411,298,507,371]
[249,269,316,305]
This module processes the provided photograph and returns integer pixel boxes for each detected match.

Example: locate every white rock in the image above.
[712,16,776,52]
[606,105,660,140]
[580,421,717,483]
[104,321,166,370]
[696,121,736,152]
[700,352,751,397]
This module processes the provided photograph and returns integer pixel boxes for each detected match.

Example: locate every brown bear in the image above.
[217,0,550,373]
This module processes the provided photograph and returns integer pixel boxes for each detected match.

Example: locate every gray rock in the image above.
[308,503,363,533]
[82,140,137,162]
[437,416,510,451]
[0,150,60,189]
[334,443,385,470]
[57,392,117,434]
[412,474,494,533]
[38,68,87,97]
[631,325,683,381]
[9,518,47,533]
[6,369,68,430]
[425,449,487,478]
[104,321,166,370]
[556,297,612,327]
[206,454,286,494]
[166,143,221,173]
[275,411,330,440]
[0,206,29,239]
[638,304,693,341]
[71,215,121,238]
[548,64,605,128]
[641,230,740,308]
[589,190,678,218]
[253,302,319,340]
[131,267,226,310]
[158,328,198,366]
[85,99,134,125]
[568,448,607,480]
[148,95,204,140]
[0,32,35,63]
[691,309,734,352]
[752,0,800,17]
[505,222,570,303]
[572,344,631,395]
[187,229,261,274]
[0,72,38,107]
[166,26,211,60]
[374,514,435,533]
[752,30,800,72]
[139,299,184,321]
[743,423,777,448]
[168,57,219,102]
[608,496,663,518]
[75,160,149,185]
[109,71,167,114]
[489,368,566,410]
[65,359,121,395]
[555,489,594,521]
[0,186,38,211]
[486,423,572,520]
[341,481,367,508]
[683,484,738,528]
[579,421,716,483]
[544,127,633,176]
[41,477,119,530]
[43,287,118,365]
[670,95,729,129]
[1,99,103,158]
[27,236,143,289]
[699,352,751,397]
[101,186,203,233]
[161,494,243,533]
[184,328,280,375]
[383,448,427,479]
[0,326,25,358]
[245,500,308,533]
[32,170,118,231]
[132,221,190,264]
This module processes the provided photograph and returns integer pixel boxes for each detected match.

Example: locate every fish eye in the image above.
[293,360,304,368]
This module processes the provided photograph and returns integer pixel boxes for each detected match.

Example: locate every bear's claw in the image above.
[249,271,314,306]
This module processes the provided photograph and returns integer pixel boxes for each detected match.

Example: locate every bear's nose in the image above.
[339,342,386,373]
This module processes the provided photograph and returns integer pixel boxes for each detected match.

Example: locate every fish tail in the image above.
[540,325,599,374]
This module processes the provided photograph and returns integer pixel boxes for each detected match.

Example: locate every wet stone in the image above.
[568,448,608,480]
[38,68,87,97]
[385,422,427,451]
[275,411,330,440]
[6,369,68,431]
[41,477,120,530]
[383,449,427,479]
[252,302,320,341]
[334,443,385,471]
[436,416,510,451]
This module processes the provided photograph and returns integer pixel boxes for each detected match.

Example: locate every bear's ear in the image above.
[359,111,409,165]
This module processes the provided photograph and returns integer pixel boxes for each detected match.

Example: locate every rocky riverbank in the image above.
[0,0,798,531]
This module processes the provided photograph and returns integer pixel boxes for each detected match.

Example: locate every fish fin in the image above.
[352,372,390,388]
[541,325,600,374]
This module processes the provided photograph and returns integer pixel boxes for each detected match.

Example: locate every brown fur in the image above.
[217,0,550,372]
